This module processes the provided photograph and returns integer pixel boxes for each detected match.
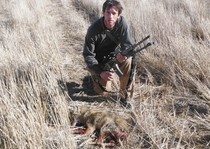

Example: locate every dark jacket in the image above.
[83,16,134,75]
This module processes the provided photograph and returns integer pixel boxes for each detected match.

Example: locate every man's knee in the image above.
[118,58,132,75]
[91,76,112,95]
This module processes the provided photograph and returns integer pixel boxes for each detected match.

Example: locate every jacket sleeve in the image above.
[83,30,103,75]
[119,17,134,52]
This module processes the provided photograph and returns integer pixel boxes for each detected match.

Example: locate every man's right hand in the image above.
[100,71,114,81]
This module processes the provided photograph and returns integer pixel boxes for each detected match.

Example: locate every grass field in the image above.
[0,0,210,148]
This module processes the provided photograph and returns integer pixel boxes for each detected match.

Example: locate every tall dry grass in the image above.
[70,0,210,148]
[124,0,210,148]
[0,0,85,148]
[0,0,210,148]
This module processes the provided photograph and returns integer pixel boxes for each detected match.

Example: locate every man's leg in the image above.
[88,70,112,95]
[118,57,135,104]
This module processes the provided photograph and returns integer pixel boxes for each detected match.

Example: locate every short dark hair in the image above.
[102,0,123,15]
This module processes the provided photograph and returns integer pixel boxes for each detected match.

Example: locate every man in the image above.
[83,0,135,108]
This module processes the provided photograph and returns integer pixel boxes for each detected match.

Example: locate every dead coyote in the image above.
[72,108,131,147]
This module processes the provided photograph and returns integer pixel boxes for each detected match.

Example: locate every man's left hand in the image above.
[116,53,128,63]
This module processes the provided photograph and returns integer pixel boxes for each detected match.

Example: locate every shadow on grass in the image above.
[58,76,116,103]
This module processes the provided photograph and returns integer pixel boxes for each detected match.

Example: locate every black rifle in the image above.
[102,35,153,77]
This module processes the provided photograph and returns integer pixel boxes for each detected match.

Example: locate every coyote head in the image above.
[96,122,128,146]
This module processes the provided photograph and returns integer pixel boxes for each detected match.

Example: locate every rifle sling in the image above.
[105,30,119,45]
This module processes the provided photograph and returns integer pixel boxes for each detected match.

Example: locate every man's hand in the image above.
[100,71,114,81]
[116,53,128,63]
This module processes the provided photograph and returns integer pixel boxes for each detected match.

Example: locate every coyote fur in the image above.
[72,108,130,147]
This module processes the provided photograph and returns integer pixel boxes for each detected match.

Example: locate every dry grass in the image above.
[0,0,210,148]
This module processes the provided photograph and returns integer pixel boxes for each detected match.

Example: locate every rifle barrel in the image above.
[134,35,150,47]
[135,42,152,53]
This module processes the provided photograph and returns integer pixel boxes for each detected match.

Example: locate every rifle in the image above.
[102,35,153,77]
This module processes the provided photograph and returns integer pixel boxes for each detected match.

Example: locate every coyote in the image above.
[72,108,130,147]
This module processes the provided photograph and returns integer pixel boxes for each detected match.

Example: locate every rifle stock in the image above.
[102,57,123,77]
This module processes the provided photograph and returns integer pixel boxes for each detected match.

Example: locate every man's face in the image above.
[103,6,120,30]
